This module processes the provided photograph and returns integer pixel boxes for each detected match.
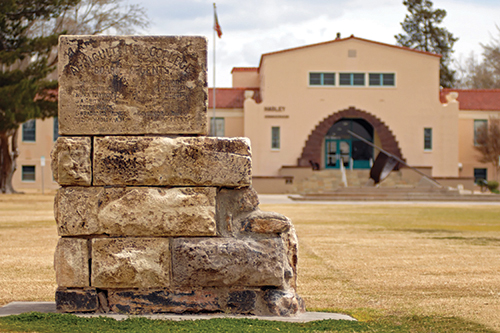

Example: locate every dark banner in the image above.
[370,153,399,184]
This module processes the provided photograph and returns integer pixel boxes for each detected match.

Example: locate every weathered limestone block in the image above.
[263,289,305,316]
[93,136,252,186]
[172,238,285,287]
[51,137,91,186]
[218,187,259,216]
[55,186,216,236]
[108,289,221,314]
[58,35,207,135]
[240,210,292,234]
[91,238,170,288]
[55,288,98,313]
[226,289,258,314]
[54,238,89,287]
[55,187,100,235]
[281,225,299,290]
[216,187,260,236]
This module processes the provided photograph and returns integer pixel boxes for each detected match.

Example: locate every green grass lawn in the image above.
[0,312,497,333]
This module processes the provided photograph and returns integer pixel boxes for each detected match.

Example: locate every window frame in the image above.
[22,119,36,142]
[474,168,487,184]
[21,165,36,182]
[309,72,336,86]
[210,117,225,137]
[271,126,280,150]
[473,119,487,146]
[368,73,396,87]
[339,72,365,86]
[53,117,59,142]
[424,128,433,151]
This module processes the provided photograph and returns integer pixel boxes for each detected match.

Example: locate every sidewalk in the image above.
[0,302,355,323]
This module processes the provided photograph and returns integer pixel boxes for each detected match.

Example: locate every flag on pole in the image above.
[213,3,222,38]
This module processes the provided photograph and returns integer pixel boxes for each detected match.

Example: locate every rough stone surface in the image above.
[54,238,89,287]
[55,187,100,236]
[91,238,170,288]
[108,289,221,314]
[227,290,257,314]
[55,187,216,236]
[240,210,292,234]
[93,136,252,186]
[263,289,305,316]
[51,137,91,186]
[216,187,260,236]
[281,225,299,290]
[172,238,285,287]
[58,35,207,135]
[55,288,98,313]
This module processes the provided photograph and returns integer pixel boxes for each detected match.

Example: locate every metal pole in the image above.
[212,3,217,136]
[40,156,45,194]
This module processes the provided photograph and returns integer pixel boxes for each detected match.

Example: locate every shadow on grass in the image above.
[0,312,496,333]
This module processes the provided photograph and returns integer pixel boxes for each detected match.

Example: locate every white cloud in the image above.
[138,0,500,87]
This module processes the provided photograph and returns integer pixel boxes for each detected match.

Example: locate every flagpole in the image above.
[212,3,217,137]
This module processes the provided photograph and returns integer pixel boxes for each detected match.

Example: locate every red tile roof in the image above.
[208,88,260,108]
[231,67,259,73]
[440,88,500,111]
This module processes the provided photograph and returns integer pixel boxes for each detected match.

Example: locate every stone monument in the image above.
[51,35,304,316]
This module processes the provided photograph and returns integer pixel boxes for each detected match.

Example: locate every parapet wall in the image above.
[51,35,304,316]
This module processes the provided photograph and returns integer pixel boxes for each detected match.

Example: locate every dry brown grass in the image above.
[0,194,58,306]
[1,195,500,331]
[261,203,500,331]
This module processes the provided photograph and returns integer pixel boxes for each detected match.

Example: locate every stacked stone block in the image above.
[51,35,304,316]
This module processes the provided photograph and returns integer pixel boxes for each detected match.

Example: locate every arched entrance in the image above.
[298,107,404,168]
[325,118,374,169]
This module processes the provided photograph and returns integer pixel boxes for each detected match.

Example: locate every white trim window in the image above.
[309,72,335,86]
[473,119,487,146]
[210,117,225,137]
[22,119,36,142]
[369,73,395,86]
[22,165,36,181]
[424,128,432,151]
[339,73,365,86]
[271,126,280,150]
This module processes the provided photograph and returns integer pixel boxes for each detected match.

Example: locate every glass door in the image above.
[325,139,338,168]
[325,139,351,169]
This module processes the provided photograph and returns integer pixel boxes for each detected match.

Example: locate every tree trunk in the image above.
[0,128,21,194]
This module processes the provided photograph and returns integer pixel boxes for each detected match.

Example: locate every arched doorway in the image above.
[325,118,374,169]
[297,107,404,168]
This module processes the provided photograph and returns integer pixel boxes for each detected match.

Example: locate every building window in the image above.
[53,117,59,141]
[309,72,335,86]
[474,168,487,184]
[474,119,487,146]
[22,119,36,142]
[22,165,36,181]
[210,117,225,136]
[271,126,280,150]
[369,73,395,86]
[424,128,432,150]
[339,73,365,86]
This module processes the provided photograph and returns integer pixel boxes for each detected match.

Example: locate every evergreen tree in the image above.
[0,0,79,193]
[395,0,458,88]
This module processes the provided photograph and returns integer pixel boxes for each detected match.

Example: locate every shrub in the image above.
[487,180,499,193]
[476,179,488,192]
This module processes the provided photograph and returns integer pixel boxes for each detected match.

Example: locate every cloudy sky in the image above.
[138,0,500,87]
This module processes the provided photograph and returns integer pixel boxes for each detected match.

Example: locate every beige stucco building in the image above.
[12,35,500,193]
